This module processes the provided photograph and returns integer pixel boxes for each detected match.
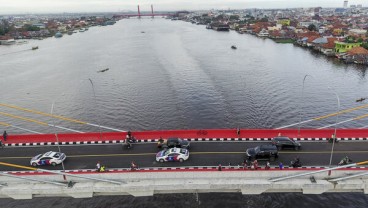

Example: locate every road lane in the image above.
[0,141,367,171]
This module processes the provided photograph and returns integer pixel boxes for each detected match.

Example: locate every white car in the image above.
[156,148,189,163]
[30,151,66,167]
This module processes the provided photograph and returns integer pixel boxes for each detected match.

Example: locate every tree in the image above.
[229,15,239,21]
[308,24,317,31]
[259,17,268,22]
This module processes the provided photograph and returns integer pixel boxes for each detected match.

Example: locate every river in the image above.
[0,18,367,207]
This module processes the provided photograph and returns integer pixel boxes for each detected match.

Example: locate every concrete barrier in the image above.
[0,169,367,199]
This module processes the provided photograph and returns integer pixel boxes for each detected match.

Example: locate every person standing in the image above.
[3,131,7,141]
[96,161,101,172]
[279,162,283,170]
[236,127,240,137]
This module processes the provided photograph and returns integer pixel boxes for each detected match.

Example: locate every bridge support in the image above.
[137,5,141,18]
[302,181,332,194]
[240,181,271,194]
[151,5,154,18]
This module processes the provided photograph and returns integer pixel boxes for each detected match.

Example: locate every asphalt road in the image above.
[0,141,367,171]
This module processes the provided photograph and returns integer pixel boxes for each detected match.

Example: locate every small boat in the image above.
[141,31,145,33]
[54,32,63,38]
[32,46,39,50]
[231,45,237,49]
[67,31,73,35]
[79,28,85,32]
[356,98,366,102]
[98,68,109,73]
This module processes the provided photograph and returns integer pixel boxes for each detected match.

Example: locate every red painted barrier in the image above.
[1,129,368,144]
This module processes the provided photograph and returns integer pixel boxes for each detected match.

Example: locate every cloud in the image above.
[0,0,366,14]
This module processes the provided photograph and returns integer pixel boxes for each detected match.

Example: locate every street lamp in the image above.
[327,87,340,174]
[298,74,313,137]
[88,78,102,140]
[51,101,67,180]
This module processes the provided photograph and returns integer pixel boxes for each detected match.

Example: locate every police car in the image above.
[30,151,66,167]
[156,148,189,163]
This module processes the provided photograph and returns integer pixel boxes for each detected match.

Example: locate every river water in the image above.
[0,18,368,207]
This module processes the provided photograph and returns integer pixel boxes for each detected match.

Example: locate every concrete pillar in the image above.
[240,183,271,195]
[128,190,154,197]
[1,184,33,199]
[302,182,332,194]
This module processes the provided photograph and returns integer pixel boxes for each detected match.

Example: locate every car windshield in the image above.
[34,154,42,160]
[180,149,187,154]
[254,146,260,153]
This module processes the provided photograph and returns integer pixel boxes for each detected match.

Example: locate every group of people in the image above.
[125,131,136,149]
[96,161,106,172]
[96,161,138,172]
[242,159,269,170]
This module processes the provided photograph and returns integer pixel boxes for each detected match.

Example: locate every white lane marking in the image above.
[87,123,126,132]
[48,124,84,133]
[275,119,314,129]
[317,118,355,129]
[10,124,43,134]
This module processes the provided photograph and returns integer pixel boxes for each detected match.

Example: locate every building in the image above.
[334,41,361,53]
[344,0,348,9]
[277,18,290,26]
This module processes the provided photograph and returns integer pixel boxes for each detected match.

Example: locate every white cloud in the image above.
[0,0,366,14]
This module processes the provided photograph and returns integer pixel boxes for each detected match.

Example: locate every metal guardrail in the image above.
[269,161,368,182]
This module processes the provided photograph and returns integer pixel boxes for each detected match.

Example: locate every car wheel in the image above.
[277,146,281,151]
[179,158,184,162]
[32,162,37,167]
[51,162,57,166]
[294,146,299,151]
[270,156,275,162]
[159,159,164,163]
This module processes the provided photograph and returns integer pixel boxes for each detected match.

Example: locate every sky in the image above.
[0,0,367,14]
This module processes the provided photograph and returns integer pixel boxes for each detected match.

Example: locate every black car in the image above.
[272,137,301,150]
[245,145,278,161]
[160,138,190,149]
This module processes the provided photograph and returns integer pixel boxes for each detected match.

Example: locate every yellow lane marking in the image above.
[0,161,37,170]
[1,151,368,160]
[313,104,368,120]
[0,103,86,124]
[0,112,48,126]
[0,121,10,127]
[353,114,368,120]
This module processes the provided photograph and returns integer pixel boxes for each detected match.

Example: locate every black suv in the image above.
[245,145,278,161]
[160,138,190,149]
[272,137,301,150]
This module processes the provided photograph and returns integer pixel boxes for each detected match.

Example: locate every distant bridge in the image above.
[113,4,175,18]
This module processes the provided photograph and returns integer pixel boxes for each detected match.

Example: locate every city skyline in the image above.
[0,0,367,14]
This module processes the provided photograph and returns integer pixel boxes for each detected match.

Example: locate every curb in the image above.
[4,137,368,147]
[5,166,368,175]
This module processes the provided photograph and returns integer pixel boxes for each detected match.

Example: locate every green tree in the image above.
[362,42,368,50]
[308,24,317,31]
[229,15,239,21]
[24,24,40,31]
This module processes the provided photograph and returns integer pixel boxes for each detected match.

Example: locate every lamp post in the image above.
[298,75,313,137]
[51,101,67,180]
[88,78,102,140]
[328,87,340,175]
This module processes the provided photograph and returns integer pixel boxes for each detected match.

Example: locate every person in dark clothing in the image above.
[218,164,222,171]
[3,131,7,141]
